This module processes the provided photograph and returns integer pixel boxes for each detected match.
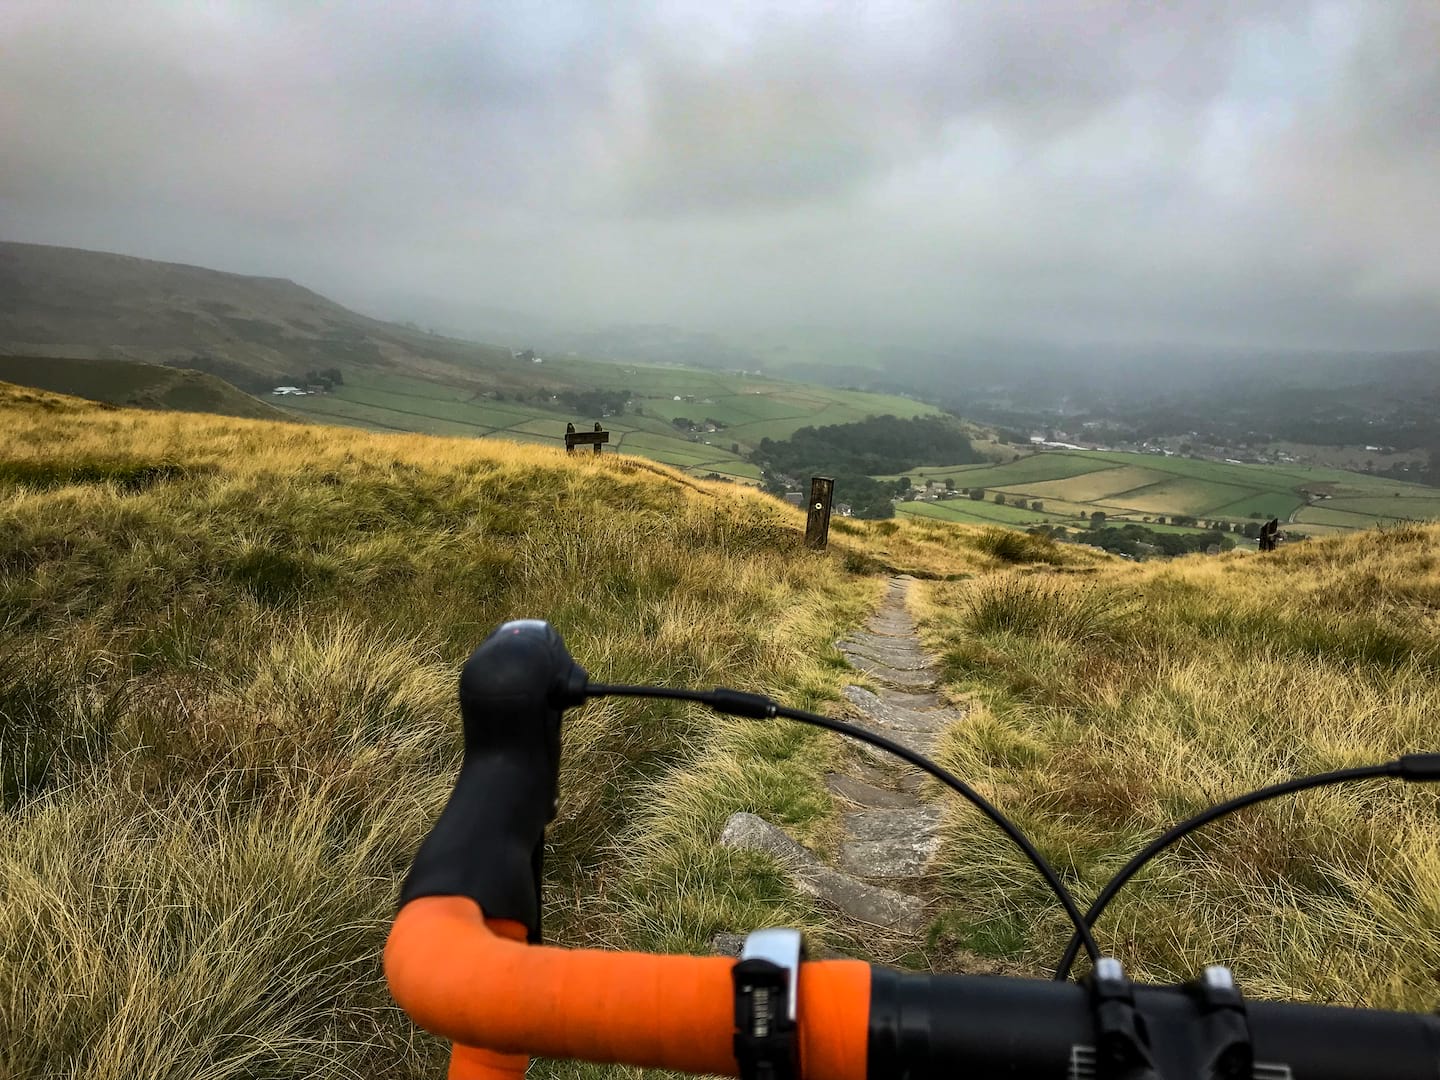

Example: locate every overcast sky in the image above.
[3,1,1438,352]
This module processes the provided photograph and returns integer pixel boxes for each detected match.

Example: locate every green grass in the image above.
[1295,506,1399,528]
[278,366,934,483]
[881,450,1440,536]
[278,371,760,481]
[1096,476,1257,516]
[886,454,1112,487]
[1205,491,1308,520]
[899,499,1056,527]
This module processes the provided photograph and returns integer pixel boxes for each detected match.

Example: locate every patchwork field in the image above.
[278,366,938,482]
[891,450,1440,535]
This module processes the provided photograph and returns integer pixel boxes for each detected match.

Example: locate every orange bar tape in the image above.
[386,896,871,1080]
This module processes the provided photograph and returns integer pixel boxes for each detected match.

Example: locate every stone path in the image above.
[717,575,963,949]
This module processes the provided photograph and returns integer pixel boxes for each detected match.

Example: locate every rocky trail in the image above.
[716,575,967,951]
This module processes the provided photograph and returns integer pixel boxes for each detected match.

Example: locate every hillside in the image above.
[5,385,1435,1077]
[0,241,942,481]
[0,384,1001,1077]
[0,239,520,387]
[0,356,292,421]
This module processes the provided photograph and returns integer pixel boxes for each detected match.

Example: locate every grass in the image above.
[912,529,1440,1009]
[4,381,978,1078]
[899,499,1054,527]
[279,366,940,482]
[0,356,290,422]
[883,450,1440,536]
[6,376,1439,1074]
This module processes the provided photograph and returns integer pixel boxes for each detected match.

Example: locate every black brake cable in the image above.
[1051,753,1440,982]
[585,681,1103,967]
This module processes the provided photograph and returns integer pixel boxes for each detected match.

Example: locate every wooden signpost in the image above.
[805,476,834,550]
[565,421,610,455]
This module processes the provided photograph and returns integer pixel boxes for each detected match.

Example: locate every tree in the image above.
[1031,500,1043,511]
[969,488,986,501]
[1089,511,1107,529]
[994,493,1007,505]
[895,476,913,495]
[945,478,956,492]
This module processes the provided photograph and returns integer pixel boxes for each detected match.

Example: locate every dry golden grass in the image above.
[915,530,1440,1008]
[0,383,1033,1077]
[13,377,1430,1076]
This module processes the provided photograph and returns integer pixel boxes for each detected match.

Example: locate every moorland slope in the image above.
[3,382,1437,1079]
[0,355,291,421]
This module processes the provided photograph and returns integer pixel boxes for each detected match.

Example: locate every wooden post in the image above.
[564,422,610,455]
[805,476,834,550]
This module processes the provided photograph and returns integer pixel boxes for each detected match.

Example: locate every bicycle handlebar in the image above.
[385,620,1440,1079]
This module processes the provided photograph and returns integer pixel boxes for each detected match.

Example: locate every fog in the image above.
[3,1,1438,352]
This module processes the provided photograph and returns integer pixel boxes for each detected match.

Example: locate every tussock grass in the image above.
[1,386,923,1077]
[917,530,1440,1008]
[967,526,1067,566]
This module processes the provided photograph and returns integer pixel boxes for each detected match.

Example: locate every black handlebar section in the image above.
[399,620,586,941]
[869,967,1440,1079]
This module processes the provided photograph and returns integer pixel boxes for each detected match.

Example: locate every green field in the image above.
[885,449,1440,535]
[278,365,938,481]
[899,499,1055,527]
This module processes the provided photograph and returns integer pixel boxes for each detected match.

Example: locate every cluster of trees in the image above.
[1035,522,1235,558]
[756,415,984,478]
[755,416,984,520]
[553,388,630,417]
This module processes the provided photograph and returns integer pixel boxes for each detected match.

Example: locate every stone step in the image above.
[848,723,940,763]
[720,812,927,931]
[847,629,926,652]
[842,754,926,796]
[842,685,951,734]
[837,641,933,672]
[826,772,918,809]
[864,622,915,638]
[838,647,939,690]
[874,687,949,711]
[839,807,944,879]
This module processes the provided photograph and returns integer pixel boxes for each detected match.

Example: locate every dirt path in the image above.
[717,575,965,945]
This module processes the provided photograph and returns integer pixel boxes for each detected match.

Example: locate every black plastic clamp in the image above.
[1188,965,1254,1080]
[1089,957,1163,1080]
[733,929,804,1080]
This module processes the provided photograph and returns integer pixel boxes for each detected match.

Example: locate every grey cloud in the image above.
[1,0,1438,352]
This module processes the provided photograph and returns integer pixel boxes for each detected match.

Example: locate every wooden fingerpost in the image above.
[805,476,834,550]
[565,421,609,455]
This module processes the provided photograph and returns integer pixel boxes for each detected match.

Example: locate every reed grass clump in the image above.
[918,531,1440,1009]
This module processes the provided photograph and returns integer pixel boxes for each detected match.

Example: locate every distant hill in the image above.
[0,355,293,422]
[0,240,521,391]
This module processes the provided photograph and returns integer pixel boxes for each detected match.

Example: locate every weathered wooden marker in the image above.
[805,475,834,550]
[565,421,610,455]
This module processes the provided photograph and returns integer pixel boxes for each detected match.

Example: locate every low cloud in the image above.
[2,0,1437,351]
